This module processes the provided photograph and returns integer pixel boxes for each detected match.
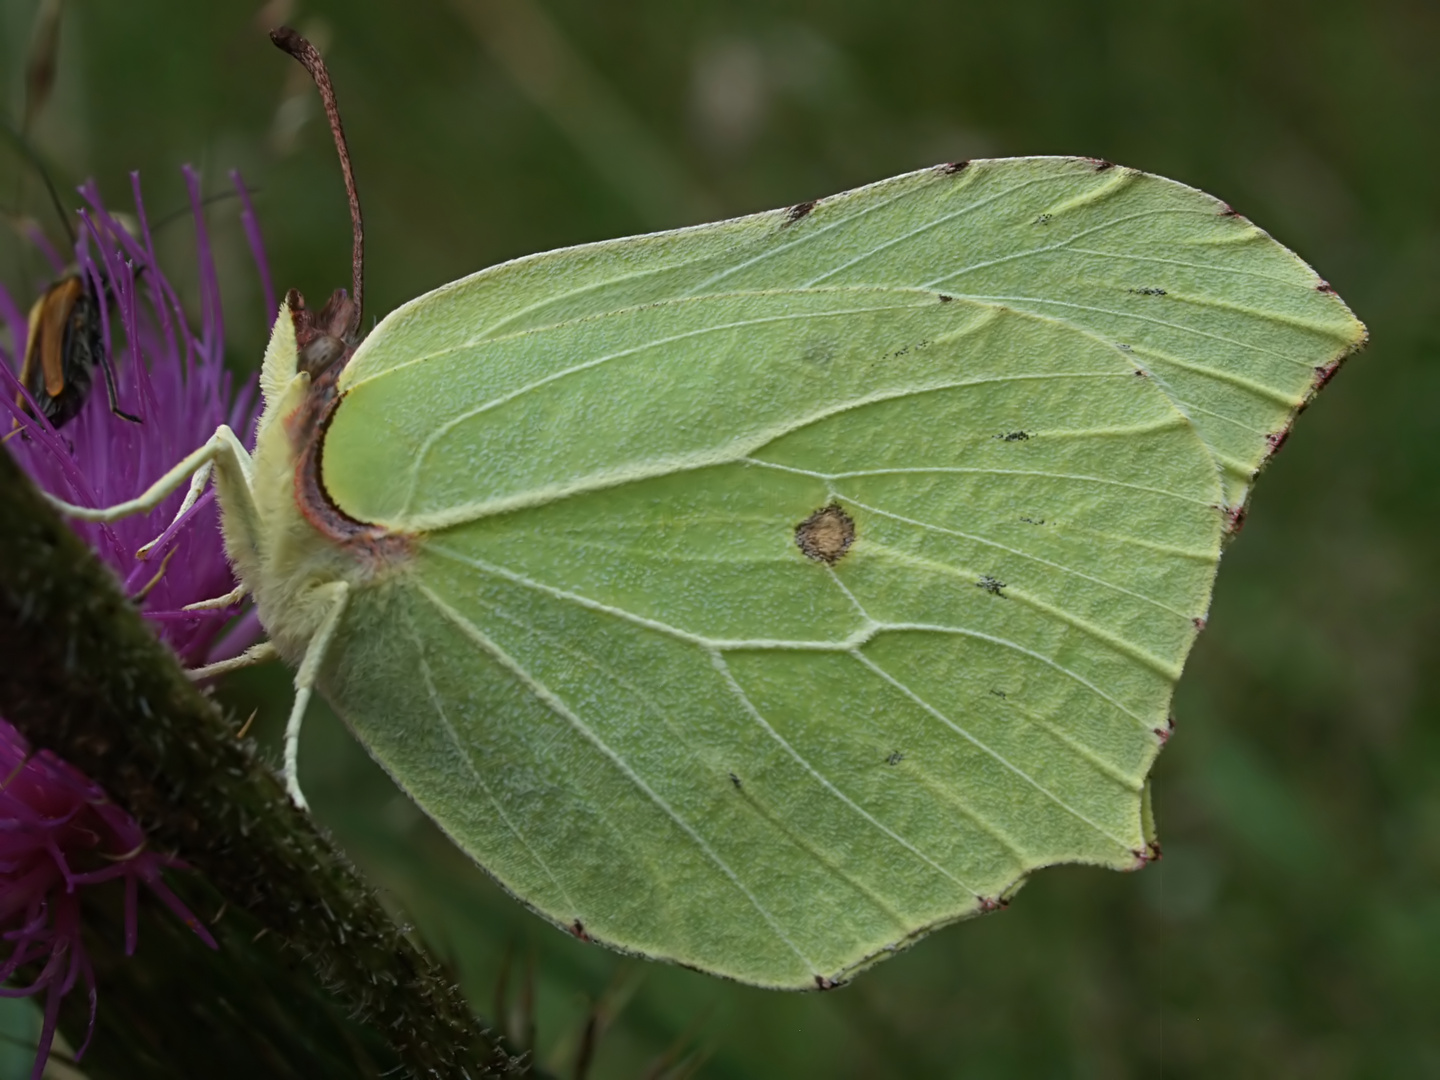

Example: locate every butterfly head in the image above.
[287,286,359,377]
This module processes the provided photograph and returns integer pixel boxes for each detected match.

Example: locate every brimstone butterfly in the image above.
[53,29,1364,989]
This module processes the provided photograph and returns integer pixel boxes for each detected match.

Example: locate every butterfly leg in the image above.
[188,640,279,681]
[50,420,280,671]
[283,580,351,810]
[135,461,215,558]
[182,582,249,612]
[45,424,254,523]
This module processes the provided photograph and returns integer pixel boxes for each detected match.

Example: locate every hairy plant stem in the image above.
[0,447,534,1078]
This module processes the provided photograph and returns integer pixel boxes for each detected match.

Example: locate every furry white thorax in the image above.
[216,302,366,668]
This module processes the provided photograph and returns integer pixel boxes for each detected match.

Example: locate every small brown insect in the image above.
[3,119,139,429]
[16,272,138,428]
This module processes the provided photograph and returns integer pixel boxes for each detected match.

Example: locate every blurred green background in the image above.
[2,0,1437,1076]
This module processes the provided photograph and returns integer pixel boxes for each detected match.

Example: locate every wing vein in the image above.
[847,497,1199,628]
[414,582,819,971]
[852,652,1136,854]
[919,207,1221,289]
[745,459,1217,507]
[423,544,869,649]
[401,298,936,515]
[677,168,1073,295]
[710,652,982,899]
[948,293,1318,368]
[1066,246,1310,287]
[406,613,579,912]
[869,622,1154,730]
[794,172,1098,289]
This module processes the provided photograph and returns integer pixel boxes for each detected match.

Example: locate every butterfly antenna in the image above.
[269,26,363,331]
[0,118,76,247]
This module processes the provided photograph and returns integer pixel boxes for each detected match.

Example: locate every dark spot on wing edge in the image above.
[1132,840,1162,867]
[1222,503,1247,538]
[940,160,969,174]
[784,200,816,226]
[1312,360,1342,392]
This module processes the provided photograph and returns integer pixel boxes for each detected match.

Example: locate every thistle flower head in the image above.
[1,166,268,1078]
[1,165,268,665]
[0,722,217,1079]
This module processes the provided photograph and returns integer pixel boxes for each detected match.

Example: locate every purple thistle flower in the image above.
[0,166,269,1077]
[0,722,218,1079]
[2,166,266,665]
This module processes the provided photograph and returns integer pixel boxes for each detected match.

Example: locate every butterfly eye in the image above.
[298,334,346,376]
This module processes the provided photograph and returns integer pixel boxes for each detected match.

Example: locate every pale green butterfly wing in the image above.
[315,157,1363,988]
